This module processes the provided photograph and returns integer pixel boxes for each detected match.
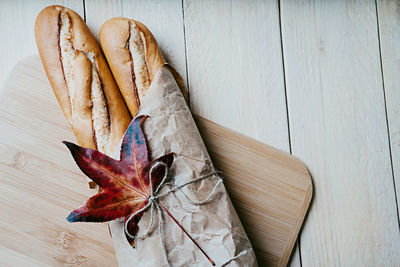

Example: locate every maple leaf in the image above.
[63,115,215,265]
[63,115,174,240]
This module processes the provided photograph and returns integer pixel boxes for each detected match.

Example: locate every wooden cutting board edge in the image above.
[194,115,313,266]
[0,56,313,267]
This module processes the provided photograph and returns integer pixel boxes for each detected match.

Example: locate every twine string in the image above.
[124,162,249,266]
[220,249,250,267]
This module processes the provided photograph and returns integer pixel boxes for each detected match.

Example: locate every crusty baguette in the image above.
[35,6,131,158]
[99,18,166,117]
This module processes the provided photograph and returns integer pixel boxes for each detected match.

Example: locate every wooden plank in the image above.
[183,0,290,152]
[183,1,298,265]
[280,0,400,265]
[376,0,400,217]
[85,0,188,88]
[0,0,84,89]
[84,0,122,39]
[0,55,312,266]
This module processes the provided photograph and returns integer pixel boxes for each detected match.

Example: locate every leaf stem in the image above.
[159,204,215,266]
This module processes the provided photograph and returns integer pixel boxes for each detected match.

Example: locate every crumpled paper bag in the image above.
[109,66,257,267]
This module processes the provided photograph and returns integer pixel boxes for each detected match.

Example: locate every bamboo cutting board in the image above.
[0,56,312,267]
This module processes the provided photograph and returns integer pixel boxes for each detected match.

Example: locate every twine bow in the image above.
[124,161,249,267]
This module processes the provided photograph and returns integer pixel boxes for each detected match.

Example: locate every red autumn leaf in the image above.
[63,115,216,265]
[63,115,174,243]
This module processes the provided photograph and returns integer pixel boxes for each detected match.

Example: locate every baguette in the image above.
[99,18,256,266]
[100,18,173,117]
[35,6,131,159]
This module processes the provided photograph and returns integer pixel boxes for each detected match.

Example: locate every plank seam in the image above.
[374,0,400,227]
[83,0,86,22]
[181,0,191,109]
[278,0,292,156]
[278,0,301,266]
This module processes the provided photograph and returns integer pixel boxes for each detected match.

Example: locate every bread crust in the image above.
[35,5,131,154]
[71,51,96,149]
[35,6,72,122]
[99,17,165,117]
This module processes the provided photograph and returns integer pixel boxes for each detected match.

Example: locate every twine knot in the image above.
[148,195,157,203]
[123,161,249,266]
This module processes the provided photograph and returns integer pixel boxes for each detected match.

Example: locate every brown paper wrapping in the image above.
[109,66,257,267]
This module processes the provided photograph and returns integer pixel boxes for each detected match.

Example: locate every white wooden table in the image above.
[1,0,399,266]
